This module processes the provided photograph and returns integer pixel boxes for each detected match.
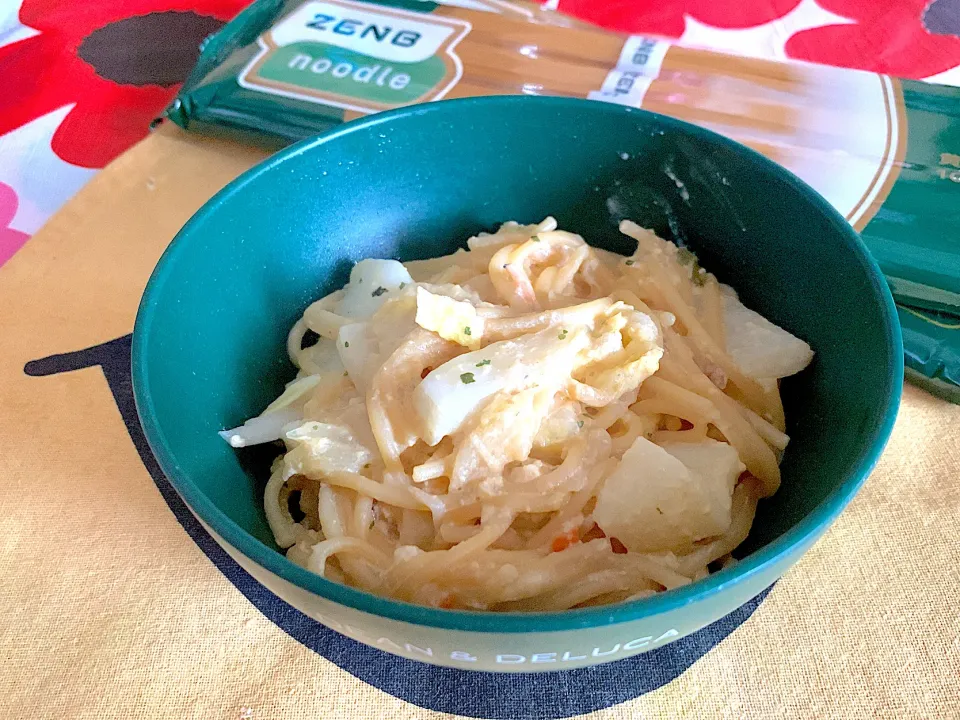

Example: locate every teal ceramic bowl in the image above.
[133,96,902,672]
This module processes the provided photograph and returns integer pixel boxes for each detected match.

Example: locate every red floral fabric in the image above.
[0,183,30,268]
[786,0,960,79]
[0,0,246,169]
[557,0,802,38]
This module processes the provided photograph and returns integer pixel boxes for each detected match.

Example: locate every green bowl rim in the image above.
[132,95,903,634]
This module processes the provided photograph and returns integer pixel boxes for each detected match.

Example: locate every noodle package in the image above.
[165,0,960,400]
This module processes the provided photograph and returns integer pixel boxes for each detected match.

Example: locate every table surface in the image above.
[2,3,960,719]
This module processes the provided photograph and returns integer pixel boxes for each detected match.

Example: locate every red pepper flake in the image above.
[581,522,606,542]
[610,537,629,554]
[679,419,694,430]
[438,594,456,609]
[420,366,433,379]
[551,528,580,553]
[737,470,758,488]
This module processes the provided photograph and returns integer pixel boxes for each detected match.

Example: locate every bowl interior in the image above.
[134,97,901,614]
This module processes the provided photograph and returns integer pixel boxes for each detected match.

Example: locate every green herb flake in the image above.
[344,341,350,348]
[371,286,388,297]
[676,248,707,286]
[625,259,635,266]
[460,372,476,384]
[577,420,584,429]
[676,248,697,265]
[399,282,406,289]
[531,235,541,242]
[463,326,472,336]
[476,359,491,367]
[558,329,568,340]
[343,371,348,377]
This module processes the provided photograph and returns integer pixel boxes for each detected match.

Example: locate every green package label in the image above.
[253,41,448,106]
[859,80,960,316]
[898,303,960,404]
[237,0,470,113]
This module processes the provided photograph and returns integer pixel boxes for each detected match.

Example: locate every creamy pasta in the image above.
[221,218,813,611]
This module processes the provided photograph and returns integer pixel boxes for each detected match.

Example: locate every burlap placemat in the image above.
[2,124,957,720]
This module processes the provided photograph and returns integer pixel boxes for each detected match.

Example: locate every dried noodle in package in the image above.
[165,0,960,401]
